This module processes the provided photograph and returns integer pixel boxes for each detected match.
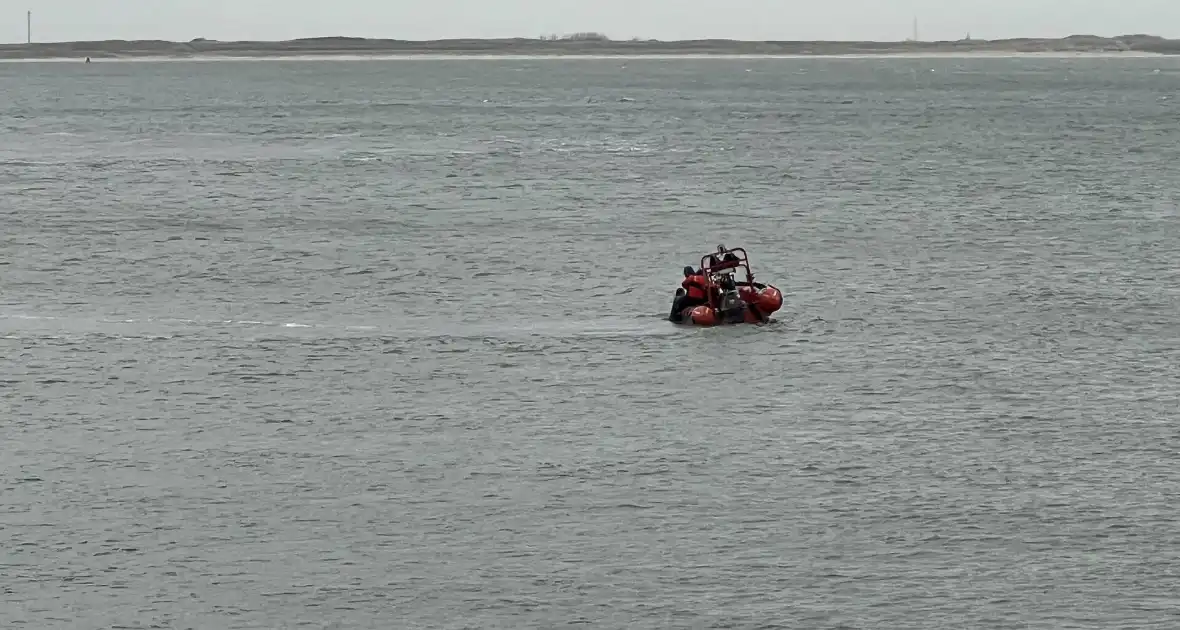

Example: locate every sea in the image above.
[2,54,1179,629]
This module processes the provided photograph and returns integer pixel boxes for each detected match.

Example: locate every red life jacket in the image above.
[681,274,707,300]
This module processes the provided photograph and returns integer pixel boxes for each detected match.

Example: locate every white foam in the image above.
[4,314,59,320]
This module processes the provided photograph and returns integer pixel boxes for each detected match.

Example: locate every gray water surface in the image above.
[3,56,1180,629]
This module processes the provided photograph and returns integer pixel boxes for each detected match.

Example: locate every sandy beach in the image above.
[1,33,1178,61]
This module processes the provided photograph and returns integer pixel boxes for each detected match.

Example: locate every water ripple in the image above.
[1,56,1179,630]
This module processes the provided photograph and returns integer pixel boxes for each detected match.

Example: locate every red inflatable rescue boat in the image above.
[669,245,783,326]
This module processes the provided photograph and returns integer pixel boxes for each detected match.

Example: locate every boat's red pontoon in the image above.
[671,245,783,326]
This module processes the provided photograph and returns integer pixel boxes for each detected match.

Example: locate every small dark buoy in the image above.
[85,57,91,63]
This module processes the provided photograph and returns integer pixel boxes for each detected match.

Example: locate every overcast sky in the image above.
[6,0,1179,44]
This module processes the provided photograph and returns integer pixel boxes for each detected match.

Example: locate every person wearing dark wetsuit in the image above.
[669,266,709,322]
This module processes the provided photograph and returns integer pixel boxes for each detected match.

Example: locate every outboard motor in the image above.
[720,288,741,311]
[716,275,745,322]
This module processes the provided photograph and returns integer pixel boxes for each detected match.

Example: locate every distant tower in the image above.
[912,17,919,42]
[27,10,31,44]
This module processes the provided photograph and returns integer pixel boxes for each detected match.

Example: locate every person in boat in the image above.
[681,266,709,306]
[669,266,709,322]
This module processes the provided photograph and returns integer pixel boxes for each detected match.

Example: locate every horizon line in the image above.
[3,32,1177,46]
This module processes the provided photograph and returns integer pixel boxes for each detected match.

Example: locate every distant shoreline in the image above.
[3,33,1180,61]
[0,52,1169,64]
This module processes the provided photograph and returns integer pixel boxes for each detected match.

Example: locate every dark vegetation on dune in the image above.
[3,32,1180,59]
